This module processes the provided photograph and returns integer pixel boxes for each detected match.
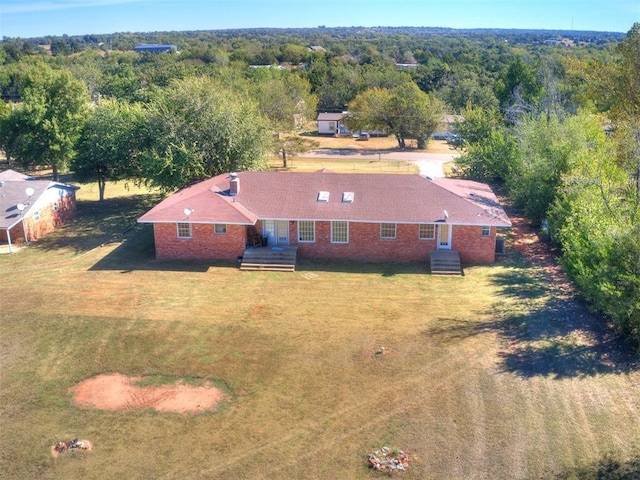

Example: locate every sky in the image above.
[0,0,637,39]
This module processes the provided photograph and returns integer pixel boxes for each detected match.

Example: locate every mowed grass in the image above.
[1,181,639,479]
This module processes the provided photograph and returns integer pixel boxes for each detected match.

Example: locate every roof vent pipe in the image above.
[229,172,240,196]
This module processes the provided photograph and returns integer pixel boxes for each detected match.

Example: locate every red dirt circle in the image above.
[71,374,225,414]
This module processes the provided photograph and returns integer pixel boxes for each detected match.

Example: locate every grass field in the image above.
[1,178,639,479]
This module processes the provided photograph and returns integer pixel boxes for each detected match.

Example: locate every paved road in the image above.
[301,148,460,177]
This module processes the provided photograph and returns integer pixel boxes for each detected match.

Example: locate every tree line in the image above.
[455,24,640,348]
[0,24,637,347]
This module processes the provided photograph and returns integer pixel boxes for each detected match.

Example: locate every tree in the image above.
[608,23,640,214]
[252,72,318,167]
[0,63,88,180]
[73,99,148,201]
[272,135,319,169]
[388,82,445,149]
[343,87,391,136]
[141,76,271,191]
[346,82,444,149]
[496,56,542,123]
[549,114,639,346]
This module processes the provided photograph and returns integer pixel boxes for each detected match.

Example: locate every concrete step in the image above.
[430,250,462,275]
[240,246,298,272]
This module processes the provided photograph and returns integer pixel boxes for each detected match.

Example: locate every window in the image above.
[298,220,315,242]
[177,223,192,238]
[214,224,227,235]
[481,226,491,237]
[342,192,354,203]
[380,223,396,239]
[331,221,348,243]
[419,224,435,240]
[33,211,40,222]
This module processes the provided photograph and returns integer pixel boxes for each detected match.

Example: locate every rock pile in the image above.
[52,438,92,457]
[367,446,410,473]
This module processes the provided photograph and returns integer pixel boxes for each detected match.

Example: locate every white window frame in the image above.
[177,222,192,239]
[481,225,491,237]
[214,224,227,235]
[298,220,315,243]
[33,211,40,222]
[331,221,348,244]
[419,224,435,240]
[380,223,396,239]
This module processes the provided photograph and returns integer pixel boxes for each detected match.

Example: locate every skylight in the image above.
[342,192,354,203]
[317,191,330,202]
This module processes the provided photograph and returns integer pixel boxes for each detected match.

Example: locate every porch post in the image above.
[7,229,13,253]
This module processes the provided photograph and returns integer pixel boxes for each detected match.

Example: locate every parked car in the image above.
[432,131,453,141]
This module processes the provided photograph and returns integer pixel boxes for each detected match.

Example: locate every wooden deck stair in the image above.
[430,250,462,275]
[240,246,298,272]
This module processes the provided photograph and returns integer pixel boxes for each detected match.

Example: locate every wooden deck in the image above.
[240,245,299,272]
[430,250,462,275]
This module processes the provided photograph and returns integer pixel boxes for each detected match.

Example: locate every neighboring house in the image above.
[138,171,511,265]
[0,170,78,252]
[432,114,465,141]
[396,63,419,70]
[317,112,351,136]
[134,44,178,54]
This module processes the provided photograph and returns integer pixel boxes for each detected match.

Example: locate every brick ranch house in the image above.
[0,169,78,252]
[138,170,511,267]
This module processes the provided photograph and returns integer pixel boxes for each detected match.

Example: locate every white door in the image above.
[263,220,289,245]
[437,224,452,250]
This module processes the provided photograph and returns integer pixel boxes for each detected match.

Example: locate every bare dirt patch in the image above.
[305,133,456,154]
[72,374,225,414]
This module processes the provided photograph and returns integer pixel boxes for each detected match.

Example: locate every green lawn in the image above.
[1,182,639,479]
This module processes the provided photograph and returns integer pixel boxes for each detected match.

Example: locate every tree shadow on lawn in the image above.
[425,259,639,379]
[89,227,233,273]
[33,195,164,255]
[552,452,640,479]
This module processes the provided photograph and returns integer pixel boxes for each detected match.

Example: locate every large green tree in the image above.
[346,82,444,149]
[252,71,318,167]
[73,99,149,201]
[454,104,518,181]
[0,63,88,180]
[549,114,639,346]
[142,76,271,191]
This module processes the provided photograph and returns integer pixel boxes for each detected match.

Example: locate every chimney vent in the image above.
[229,172,240,196]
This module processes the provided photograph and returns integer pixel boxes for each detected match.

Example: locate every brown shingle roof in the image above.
[139,172,511,227]
[138,176,258,225]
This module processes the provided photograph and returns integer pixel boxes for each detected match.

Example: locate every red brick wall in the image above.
[290,221,435,261]
[24,195,77,241]
[452,225,496,263]
[0,223,25,244]
[151,220,497,263]
[0,194,76,244]
[153,223,247,260]
[290,222,496,263]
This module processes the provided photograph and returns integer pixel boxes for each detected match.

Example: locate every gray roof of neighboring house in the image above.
[317,112,345,122]
[0,170,78,231]
[138,171,511,228]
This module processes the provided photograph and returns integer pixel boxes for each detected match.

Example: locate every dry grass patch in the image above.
[1,188,639,479]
